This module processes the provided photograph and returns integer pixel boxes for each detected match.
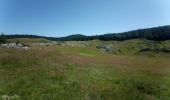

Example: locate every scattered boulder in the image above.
[0,43,30,50]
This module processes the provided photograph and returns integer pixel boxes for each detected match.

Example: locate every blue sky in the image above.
[0,0,170,37]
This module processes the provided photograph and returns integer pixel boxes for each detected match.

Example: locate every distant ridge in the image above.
[2,25,170,41]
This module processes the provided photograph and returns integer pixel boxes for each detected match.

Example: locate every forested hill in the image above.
[2,25,170,41]
[56,25,170,41]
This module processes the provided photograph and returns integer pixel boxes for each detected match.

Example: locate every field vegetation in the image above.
[0,39,170,99]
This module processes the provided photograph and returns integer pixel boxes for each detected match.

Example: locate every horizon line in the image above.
[2,25,170,38]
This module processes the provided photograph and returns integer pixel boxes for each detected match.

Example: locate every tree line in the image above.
[1,25,170,42]
[57,25,170,41]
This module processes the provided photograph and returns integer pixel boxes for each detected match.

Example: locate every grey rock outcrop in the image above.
[0,43,30,50]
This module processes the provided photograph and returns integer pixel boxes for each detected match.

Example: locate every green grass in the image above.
[79,52,95,57]
[0,45,170,100]
[79,49,97,57]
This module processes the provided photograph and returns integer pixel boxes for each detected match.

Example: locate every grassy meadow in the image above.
[0,40,170,100]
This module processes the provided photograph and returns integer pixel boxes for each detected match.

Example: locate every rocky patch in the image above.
[0,43,30,50]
